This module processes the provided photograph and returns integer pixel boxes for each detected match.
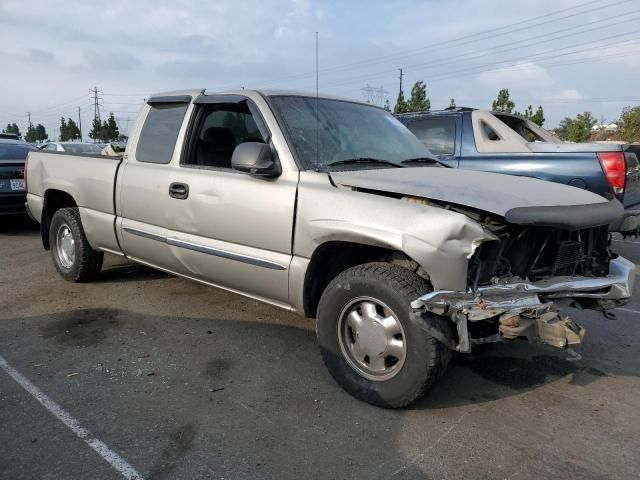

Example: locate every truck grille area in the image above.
[468,225,611,287]
[552,240,583,276]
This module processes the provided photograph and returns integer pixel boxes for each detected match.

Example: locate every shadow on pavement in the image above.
[0,215,39,235]
[96,263,172,283]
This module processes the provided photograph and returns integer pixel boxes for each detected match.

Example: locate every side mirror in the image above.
[231,142,281,178]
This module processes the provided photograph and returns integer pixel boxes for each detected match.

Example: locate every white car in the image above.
[39,142,104,154]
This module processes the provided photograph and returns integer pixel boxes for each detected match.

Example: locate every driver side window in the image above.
[183,101,266,169]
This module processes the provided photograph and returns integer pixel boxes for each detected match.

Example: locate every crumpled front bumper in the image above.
[411,256,635,352]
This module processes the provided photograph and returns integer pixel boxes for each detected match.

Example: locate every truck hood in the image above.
[330,167,623,230]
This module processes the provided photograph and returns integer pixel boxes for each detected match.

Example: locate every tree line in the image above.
[385,81,640,143]
[1,111,120,143]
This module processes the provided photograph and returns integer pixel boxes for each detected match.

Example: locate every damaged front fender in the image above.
[295,172,498,292]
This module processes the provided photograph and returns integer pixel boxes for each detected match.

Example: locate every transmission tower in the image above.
[90,86,104,122]
[89,87,104,143]
[360,84,388,107]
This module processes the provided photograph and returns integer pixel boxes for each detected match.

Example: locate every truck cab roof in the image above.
[147,88,372,107]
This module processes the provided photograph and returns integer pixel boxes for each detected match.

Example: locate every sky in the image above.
[1,0,639,139]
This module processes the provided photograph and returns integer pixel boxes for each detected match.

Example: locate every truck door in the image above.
[163,94,298,308]
[117,96,192,273]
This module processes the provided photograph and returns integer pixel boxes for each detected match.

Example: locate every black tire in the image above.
[316,262,451,408]
[49,207,103,282]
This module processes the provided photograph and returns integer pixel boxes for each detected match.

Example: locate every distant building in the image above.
[591,123,619,141]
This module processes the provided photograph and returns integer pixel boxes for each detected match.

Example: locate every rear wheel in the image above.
[49,207,103,282]
[316,262,451,408]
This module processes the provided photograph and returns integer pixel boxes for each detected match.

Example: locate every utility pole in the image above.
[398,68,403,94]
[78,106,83,142]
[27,112,33,133]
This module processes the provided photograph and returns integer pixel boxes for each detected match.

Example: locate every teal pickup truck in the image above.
[397,108,640,234]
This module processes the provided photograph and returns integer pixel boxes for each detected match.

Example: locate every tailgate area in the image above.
[0,161,26,214]
[623,146,640,209]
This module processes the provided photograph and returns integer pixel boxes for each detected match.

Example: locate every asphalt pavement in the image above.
[1,216,639,480]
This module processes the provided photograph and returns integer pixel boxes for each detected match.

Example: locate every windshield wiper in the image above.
[327,158,405,168]
[400,157,447,167]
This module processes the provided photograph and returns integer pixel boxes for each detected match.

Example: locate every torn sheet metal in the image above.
[412,257,633,352]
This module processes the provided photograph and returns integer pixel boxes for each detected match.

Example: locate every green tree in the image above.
[88,117,103,142]
[59,117,68,141]
[554,112,596,142]
[491,88,515,113]
[62,118,81,141]
[2,123,21,138]
[105,112,119,141]
[554,118,571,141]
[530,106,545,127]
[24,124,47,143]
[448,98,456,109]
[24,126,36,143]
[393,89,408,114]
[35,124,47,141]
[618,106,640,143]
[406,81,430,112]
[516,105,545,127]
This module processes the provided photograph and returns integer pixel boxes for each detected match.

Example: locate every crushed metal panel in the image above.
[295,171,497,291]
[329,166,607,218]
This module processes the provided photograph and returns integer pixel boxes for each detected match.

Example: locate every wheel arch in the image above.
[40,189,78,250]
[301,240,421,318]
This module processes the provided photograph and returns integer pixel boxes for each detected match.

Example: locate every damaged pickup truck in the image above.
[25,89,634,408]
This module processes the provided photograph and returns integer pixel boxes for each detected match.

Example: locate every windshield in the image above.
[62,143,104,154]
[0,142,36,160]
[268,96,437,170]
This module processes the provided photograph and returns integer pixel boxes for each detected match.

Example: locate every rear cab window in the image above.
[406,116,456,156]
[0,142,36,160]
[136,103,189,164]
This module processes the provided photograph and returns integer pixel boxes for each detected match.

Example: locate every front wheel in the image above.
[316,262,451,408]
[49,207,103,282]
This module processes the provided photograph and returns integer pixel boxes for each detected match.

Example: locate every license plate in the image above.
[10,179,25,191]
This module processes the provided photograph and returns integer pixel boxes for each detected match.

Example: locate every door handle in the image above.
[169,182,189,199]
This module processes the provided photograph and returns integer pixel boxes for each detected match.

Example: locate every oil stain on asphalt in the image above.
[205,358,231,378]
[40,308,124,347]
[148,424,197,480]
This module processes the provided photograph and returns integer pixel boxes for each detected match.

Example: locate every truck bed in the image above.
[26,151,123,253]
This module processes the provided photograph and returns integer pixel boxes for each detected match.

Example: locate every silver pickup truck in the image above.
[25,89,634,408]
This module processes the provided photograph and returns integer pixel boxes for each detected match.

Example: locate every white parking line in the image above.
[616,307,640,315]
[0,355,143,480]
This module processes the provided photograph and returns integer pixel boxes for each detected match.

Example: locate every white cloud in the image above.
[0,0,639,133]
[545,89,584,101]
[477,61,553,88]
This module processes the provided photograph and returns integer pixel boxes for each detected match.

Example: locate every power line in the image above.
[21,94,90,116]
[320,13,640,90]
[419,41,640,85]
[399,9,640,75]
[236,0,633,88]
